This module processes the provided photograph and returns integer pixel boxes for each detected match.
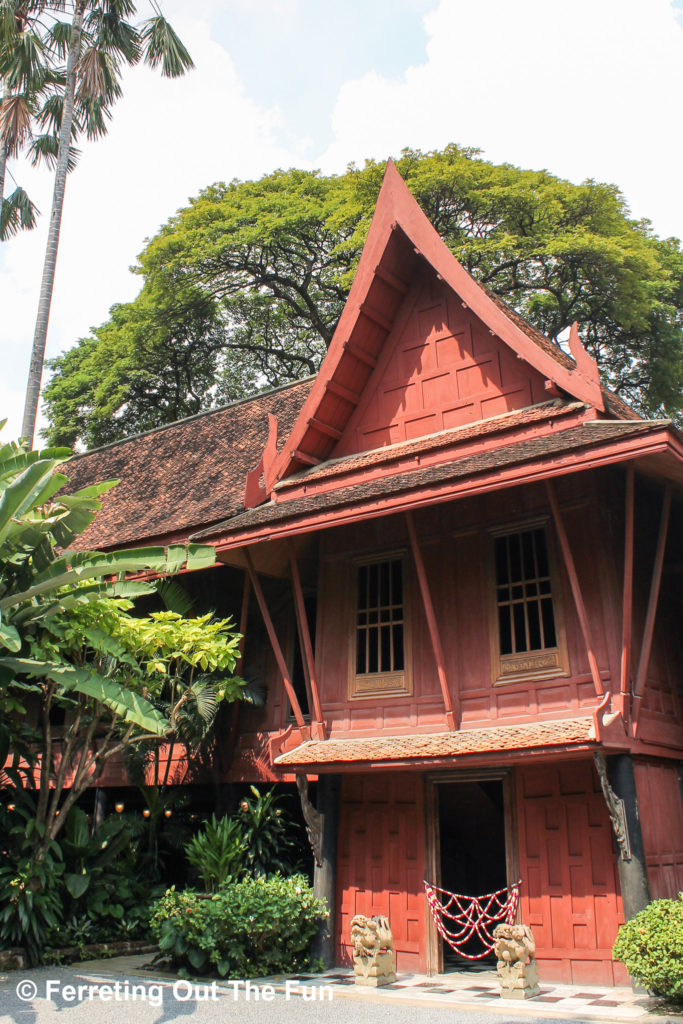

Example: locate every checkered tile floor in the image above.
[273,968,666,1021]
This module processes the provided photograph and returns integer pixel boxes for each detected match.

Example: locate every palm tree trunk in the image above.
[0,138,6,206]
[0,76,7,208]
[21,3,84,444]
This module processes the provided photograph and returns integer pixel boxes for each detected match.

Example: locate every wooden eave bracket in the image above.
[244,413,279,509]
[269,724,312,763]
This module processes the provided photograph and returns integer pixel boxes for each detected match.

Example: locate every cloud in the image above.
[0,12,308,442]
[319,0,683,240]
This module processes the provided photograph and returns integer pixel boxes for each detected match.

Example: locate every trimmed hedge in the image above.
[150,874,327,978]
[612,894,683,1003]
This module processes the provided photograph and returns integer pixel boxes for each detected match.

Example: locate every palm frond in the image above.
[46,20,74,60]
[155,578,195,617]
[140,15,193,78]
[0,186,38,240]
[0,94,33,156]
[28,132,80,171]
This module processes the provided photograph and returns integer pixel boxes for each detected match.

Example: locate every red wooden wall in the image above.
[315,473,621,739]
[516,759,628,985]
[335,272,548,458]
[336,772,427,972]
[635,759,683,899]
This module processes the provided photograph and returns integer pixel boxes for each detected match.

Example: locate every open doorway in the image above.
[435,778,508,971]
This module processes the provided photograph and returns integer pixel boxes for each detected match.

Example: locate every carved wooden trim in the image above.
[296,775,323,868]
[593,753,631,861]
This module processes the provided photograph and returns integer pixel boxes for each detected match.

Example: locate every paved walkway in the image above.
[1,955,681,1024]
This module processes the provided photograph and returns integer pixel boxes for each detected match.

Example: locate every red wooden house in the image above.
[67,162,683,986]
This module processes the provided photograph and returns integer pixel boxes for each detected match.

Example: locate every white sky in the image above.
[1,0,682,443]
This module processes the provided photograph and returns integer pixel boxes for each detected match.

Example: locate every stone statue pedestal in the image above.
[353,949,396,987]
[497,959,541,999]
[493,922,541,1000]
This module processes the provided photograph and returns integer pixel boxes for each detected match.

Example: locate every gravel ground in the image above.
[0,966,575,1024]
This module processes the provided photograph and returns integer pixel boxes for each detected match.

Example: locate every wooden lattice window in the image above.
[491,525,568,684]
[350,555,411,698]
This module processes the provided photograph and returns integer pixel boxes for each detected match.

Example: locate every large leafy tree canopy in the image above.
[43,145,683,449]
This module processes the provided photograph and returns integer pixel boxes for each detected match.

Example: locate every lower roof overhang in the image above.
[271,713,631,773]
[198,425,683,557]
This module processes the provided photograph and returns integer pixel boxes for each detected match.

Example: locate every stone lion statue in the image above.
[492,923,540,999]
[350,915,396,986]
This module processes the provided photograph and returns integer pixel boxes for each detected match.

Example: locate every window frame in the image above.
[348,550,412,700]
[488,519,569,686]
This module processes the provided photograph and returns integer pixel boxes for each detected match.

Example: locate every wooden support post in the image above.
[631,485,672,734]
[405,511,459,729]
[243,548,307,728]
[288,541,326,739]
[545,481,604,698]
[619,466,635,721]
[236,571,250,674]
[605,754,651,919]
[222,571,251,778]
[311,773,341,968]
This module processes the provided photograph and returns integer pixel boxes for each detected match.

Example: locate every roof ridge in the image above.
[69,376,316,460]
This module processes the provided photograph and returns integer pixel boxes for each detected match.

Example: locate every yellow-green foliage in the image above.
[612,894,683,1003]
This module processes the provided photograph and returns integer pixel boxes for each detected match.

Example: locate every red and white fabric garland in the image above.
[424,880,521,959]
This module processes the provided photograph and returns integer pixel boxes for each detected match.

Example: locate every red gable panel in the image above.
[263,161,603,494]
[335,267,549,458]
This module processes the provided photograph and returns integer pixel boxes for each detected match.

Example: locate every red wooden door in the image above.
[516,759,627,985]
[635,759,683,898]
[336,772,426,972]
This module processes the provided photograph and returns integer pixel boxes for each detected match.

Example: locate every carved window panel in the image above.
[490,524,568,685]
[349,554,412,698]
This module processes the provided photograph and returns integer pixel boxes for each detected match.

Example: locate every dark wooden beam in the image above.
[288,541,326,738]
[619,465,635,720]
[631,484,672,734]
[360,301,393,333]
[243,548,306,728]
[291,449,321,467]
[326,380,361,405]
[405,511,459,729]
[344,341,378,369]
[235,570,250,674]
[374,264,409,294]
[545,480,604,698]
[308,417,342,442]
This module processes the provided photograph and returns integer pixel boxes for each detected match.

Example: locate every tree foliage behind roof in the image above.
[43,145,683,449]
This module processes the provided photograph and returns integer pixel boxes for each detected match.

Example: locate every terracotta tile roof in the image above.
[65,378,314,549]
[276,400,587,490]
[274,717,597,766]
[195,419,663,539]
[486,291,574,370]
[486,291,640,421]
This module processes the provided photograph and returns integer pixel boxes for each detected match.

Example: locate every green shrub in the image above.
[612,894,683,1003]
[150,874,327,977]
[185,815,245,892]
[236,786,299,877]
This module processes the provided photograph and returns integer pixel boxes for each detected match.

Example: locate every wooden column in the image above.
[631,485,672,734]
[545,480,604,698]
[619,466,635,721]
[311,773,341,968]
[222,571,251,778]
[606,754,651,919]
[243,548,306,728]
[288,542,326,739]
[405,511,459,730]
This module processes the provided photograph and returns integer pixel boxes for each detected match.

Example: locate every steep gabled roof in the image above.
[66,378,313,549]
[264,161,604,493]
